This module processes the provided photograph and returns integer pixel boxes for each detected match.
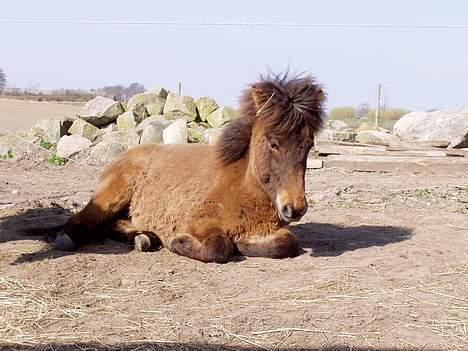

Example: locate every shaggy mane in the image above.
[216,72,326,164]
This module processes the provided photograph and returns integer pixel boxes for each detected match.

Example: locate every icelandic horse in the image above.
[54,73,326,263]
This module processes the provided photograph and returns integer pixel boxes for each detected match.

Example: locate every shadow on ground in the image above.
[0,342,443,351]
[1,207,412,264]
[291,222,412,257]
[0,207,134,264]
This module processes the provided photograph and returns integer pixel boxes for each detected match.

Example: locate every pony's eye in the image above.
[270,141,280,151]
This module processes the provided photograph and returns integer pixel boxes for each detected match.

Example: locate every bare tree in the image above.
[356,102,370,117]
[0,68,6,93]
[98,82,146,102]
[126,82,146,99]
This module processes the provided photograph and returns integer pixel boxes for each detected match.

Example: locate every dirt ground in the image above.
[0,158,467,351]
[0,99,81,133]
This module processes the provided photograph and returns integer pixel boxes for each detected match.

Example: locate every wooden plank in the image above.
[323,155,468,174]
[315,144,385,156]
[306,158,323,169]
[315,145,459,158]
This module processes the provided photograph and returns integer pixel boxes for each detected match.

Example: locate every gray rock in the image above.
[0,133,42,158]
[136,115,169,133]
[138,117,171,144]
[163,93,198,121]
[127,92,166,116]
[206,107,237,128]
[147,87,169,99]
[88,131,140,166]
[88,141,127,166]
[68,118,101,141]
[130,102,149,121]
[187,122,206,143]
[116,110,147,131]
[30,118,73,144]
[102,131,140,149]
[56,134,92,158]
[316,128,356,143]
[163,119,188,144]
[101,123,118,133]
[140,123,167,144]
[195,97,219,122]
[356,130,401,146]
[328,120,349,131]
[78,96,124,127]
[393,108,468,148]
[203,128,223,145]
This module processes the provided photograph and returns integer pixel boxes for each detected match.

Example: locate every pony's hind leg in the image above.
[105,218,162,252]
[54,172,134,250]
[235,228,302,259]
[167,227,234,263]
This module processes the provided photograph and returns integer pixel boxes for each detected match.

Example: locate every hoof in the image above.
[54,234,76,251]
[134,234,151,252]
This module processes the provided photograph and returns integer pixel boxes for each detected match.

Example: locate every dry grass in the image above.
[0,98,81,133]
[1,262,466,350]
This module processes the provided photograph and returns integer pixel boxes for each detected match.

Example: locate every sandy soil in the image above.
[0,99,81,133]
[0,159,467,351]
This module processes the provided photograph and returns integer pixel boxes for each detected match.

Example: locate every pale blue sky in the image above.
[2,0,468,111]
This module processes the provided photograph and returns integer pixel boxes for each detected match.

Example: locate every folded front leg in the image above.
[167,226,234,263]
[235,228,302,258]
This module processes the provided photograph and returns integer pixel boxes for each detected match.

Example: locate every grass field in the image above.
[0,98,82,134]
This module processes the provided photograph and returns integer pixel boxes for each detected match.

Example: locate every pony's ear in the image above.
[251,85,263,110]
[314,88,326,105]
[250,84,273,111]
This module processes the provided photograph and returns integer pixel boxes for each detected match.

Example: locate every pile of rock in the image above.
[316,120,357,143]
[317,108,468,149]
[2,88,238,165]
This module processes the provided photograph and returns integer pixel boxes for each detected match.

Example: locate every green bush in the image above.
[328,106,356,120]
[40,139,55,150]
[1,149,13,160]
[47,154,67,166]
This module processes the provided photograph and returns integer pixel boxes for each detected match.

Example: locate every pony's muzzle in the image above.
[278,202,308,223]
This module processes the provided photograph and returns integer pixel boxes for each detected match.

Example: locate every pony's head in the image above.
[217,73,326,223]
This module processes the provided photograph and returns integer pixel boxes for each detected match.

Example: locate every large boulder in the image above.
[136,115,169,132]
[206,107,237,128]
[316,129,356,143]
[187,122,206,143]
[203,128,223,145]
[56,134,92,158]
[393,108,468,148]
[30,118,73,144]
[101,131,140,149]
[163,93,198,121]
[163,119,188,144]
[88,141,127,166]
[77,96,124,127]
[356,130,401,146]
[127,92,165,116]
[68,118,101,141]
[0,133,42,158]
[195,97,219,122]
[137,116,171,144]
[129,102,149,121]
[147,87,169,99]
[116,110,147,131]
[88,131,139,166]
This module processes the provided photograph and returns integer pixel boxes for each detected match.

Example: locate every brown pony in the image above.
[54,73,326,263]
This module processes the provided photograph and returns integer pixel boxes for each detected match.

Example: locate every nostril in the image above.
[281,204,293,218]
[298,203,308,216]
